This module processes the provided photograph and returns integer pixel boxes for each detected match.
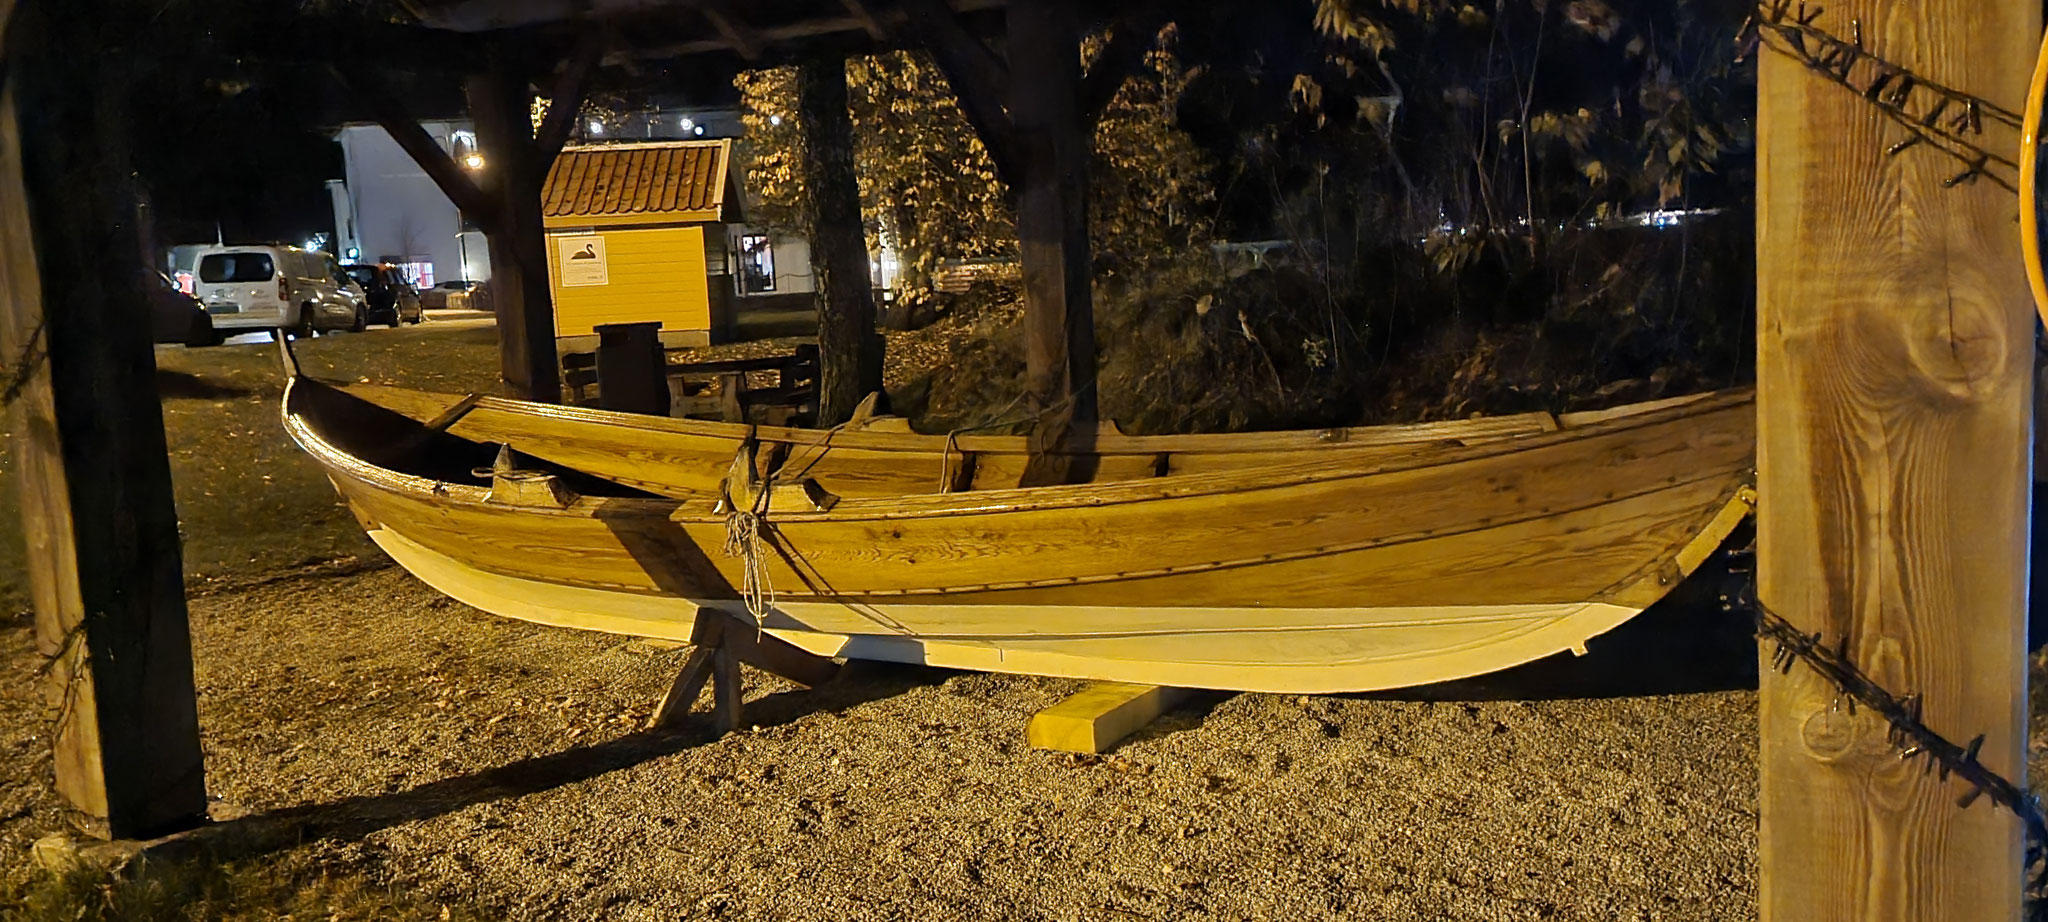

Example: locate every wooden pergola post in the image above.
[1,0,206,839]
[1756,2,2033,918]
[905,0,1165,482]
[1006,0,1098,475]
[467,52,565,405]
[338,30,602,404]
[797,52,885,426]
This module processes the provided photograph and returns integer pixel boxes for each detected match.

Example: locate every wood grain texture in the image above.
[4,1,206,838]
[1757,2,2033,918]
[800,53,886,427]
[287,378,1755,693]
[0,47,104,823]
[340,381,1705,498]
[1028,683,1191,754]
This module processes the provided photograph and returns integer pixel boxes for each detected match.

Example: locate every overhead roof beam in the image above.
[840,0,886,40]
[695,0,762,61]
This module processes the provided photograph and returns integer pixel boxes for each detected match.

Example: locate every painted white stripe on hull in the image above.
[371,528,1642,694]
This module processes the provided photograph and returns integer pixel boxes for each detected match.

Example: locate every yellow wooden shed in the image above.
[541,140,738,348]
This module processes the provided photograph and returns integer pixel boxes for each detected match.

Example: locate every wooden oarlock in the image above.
[646,608,842,734]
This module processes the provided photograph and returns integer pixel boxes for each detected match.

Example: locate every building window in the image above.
[385,259,434,288]
[739,234,776,294]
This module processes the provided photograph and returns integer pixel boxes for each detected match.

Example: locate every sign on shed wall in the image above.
[557,234,609,287]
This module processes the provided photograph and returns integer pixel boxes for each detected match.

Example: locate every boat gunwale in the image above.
[288,378,1754,525]
[345,383,1732,455]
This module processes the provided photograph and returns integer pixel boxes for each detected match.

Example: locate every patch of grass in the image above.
[0,321,507,617]
[1,852,476,922]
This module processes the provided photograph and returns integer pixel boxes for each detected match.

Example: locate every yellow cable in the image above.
[2022,29,2048,327]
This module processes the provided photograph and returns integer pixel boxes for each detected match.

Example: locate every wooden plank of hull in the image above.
[360,510,1735,694]
[293,393,1752,611]
[341,383,1712,497]
[291,380,1755,693]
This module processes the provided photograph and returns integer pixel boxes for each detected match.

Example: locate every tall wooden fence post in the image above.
[1,0,206,839]
[1756,3,2033,918]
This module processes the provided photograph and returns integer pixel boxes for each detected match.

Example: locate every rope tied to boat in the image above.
[720,438,777,630]
[721,500,775,630]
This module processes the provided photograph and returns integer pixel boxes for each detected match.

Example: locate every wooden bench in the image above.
[562,342,818,425]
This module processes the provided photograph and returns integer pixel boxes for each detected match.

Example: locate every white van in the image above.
[192,246,368,337]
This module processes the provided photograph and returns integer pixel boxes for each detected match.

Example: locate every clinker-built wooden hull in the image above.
[342,382,1725,498]
[289,379,1755,693]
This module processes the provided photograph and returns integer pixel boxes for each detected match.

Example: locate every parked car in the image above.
[420,279,480,312]
[190,245,367,338]
[148,270,217,346]
[343,263,423,326]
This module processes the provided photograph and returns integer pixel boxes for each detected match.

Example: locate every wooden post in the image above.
[1007,0,1098,484]
[798,53,886,427]
[339,30,600,405]
[594,321,670,416]
[647,609,840,733]
[907,0,1163,483]
[2,0,206,839]
[468,55,563,405]
[1756,3,2033,919]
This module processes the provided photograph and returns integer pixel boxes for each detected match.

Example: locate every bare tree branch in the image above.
[839,0,886,40]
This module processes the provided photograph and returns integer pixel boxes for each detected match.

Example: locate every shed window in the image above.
[739,234,775,294]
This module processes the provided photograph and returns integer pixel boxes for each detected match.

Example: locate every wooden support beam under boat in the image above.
[648,609,842,733]
[1755,1,2033,918]
[1028,683,1191,754]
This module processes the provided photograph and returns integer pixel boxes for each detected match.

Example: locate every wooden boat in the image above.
[342,382,1730,499]
[287,373,1757,694]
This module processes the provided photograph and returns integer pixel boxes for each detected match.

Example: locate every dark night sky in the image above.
[135,55,469,249]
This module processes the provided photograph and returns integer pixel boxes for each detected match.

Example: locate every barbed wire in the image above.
[0,317,44,407]
[1717,545,2048,909]
[1743,0,2021,192]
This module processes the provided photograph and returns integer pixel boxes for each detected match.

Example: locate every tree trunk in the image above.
[1009,0,1098,485]
[467,59,562,404]
[2,0,206,839]
[798,54,884,426]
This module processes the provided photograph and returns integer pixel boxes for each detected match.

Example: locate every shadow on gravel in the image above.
[156,369,255,400]
[164,660,951,863]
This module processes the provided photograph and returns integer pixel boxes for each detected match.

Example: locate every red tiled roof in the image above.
[541,140,728,221]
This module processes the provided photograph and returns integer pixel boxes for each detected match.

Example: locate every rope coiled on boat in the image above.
[722,500,774,629]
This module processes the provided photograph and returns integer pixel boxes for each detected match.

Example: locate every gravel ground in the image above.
[9,313,2012,921]
[1,558,1770,920]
